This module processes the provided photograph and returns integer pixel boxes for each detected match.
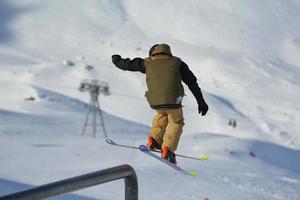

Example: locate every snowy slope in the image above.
[0,0,300,199]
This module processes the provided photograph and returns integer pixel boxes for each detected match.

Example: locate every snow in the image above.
[0,0,300,199]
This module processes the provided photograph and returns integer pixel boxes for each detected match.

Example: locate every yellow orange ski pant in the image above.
[149,107,185,152]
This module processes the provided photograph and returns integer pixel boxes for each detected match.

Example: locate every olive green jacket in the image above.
[144,55,184,108]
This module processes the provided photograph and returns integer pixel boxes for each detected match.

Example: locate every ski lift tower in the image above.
[79,80,110,138]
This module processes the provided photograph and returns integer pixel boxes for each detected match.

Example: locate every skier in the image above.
[111,43,208,164]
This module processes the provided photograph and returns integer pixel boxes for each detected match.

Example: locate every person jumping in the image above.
[111,43,208,164]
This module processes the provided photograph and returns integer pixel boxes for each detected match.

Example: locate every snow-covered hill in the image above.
[0,0,300,199]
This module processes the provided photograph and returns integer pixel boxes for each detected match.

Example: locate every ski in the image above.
[139,145,197,176]
[105,138,208,161]
[105,138,140,150]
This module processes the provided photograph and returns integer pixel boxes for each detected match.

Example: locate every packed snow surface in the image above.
[0,0,300,199]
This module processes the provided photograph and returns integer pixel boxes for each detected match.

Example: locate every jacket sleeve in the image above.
[113,57,146,73]
[180,61,206,104]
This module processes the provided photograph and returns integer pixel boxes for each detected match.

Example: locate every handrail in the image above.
[0,164,138,200]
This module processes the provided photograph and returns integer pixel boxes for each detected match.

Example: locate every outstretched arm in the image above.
[180,61,209,116]
[112,55,145,73]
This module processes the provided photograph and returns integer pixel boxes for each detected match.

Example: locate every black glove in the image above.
[198,101,209,116]
[112,54,121,65]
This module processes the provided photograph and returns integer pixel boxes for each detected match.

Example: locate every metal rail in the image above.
[0,164,138,200]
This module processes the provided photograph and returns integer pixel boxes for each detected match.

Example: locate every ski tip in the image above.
[200,155,209,161]
[105,138,115,145]
[190,172,198,177]
[139,145,148,151]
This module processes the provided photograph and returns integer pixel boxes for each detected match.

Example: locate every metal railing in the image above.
[0,164,138,200]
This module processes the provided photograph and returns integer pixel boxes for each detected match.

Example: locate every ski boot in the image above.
[147,136,161,150]
[161,147,177,164]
